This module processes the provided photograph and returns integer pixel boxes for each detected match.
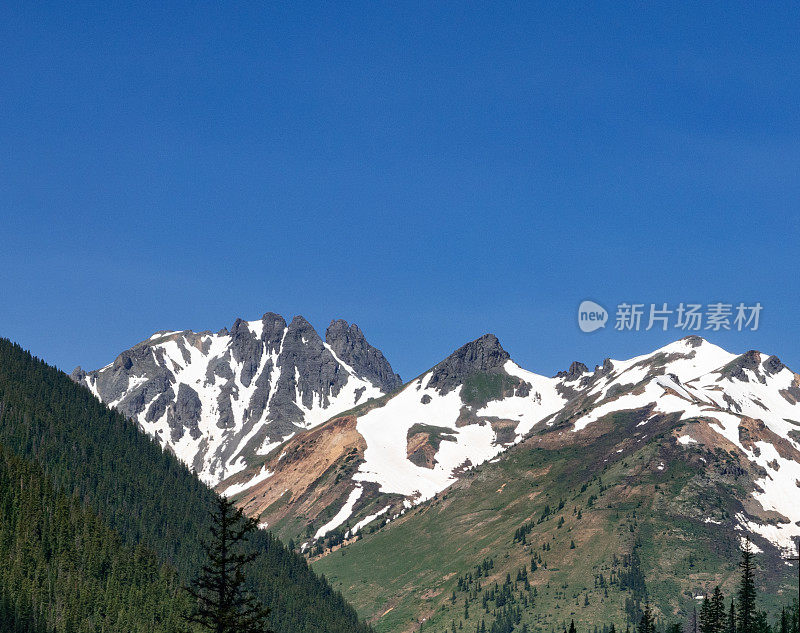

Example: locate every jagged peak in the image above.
[287,314,315,330]
[426,334,510,395]
[283,315,323,347]
[261,311,285,323]
[325,319,402,392]
[555,361,589,381]
[713,349,790,383]
[326,319,363,342]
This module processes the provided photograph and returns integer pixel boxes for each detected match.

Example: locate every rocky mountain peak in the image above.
[719,350,764,383]
[556,361,589,380]
[426,334,511,394]
[288,314,315,331]
[282,315,325,358]
[71,310,401,485]
[763,354,785,375]
[260,312,287,339]
[681,335,705,348]
[325,319,402,393]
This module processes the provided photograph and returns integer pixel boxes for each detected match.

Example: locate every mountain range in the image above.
[72,312,800,632]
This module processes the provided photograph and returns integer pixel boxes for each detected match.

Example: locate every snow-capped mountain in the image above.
[556,336,800,548]
[71,313,401,485]
[223,333,570,543]
[221,334,800,555]
[74,320,800,554]
[351,334,566,502]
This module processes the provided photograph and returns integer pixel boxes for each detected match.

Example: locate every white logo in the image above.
[578,300,608,333]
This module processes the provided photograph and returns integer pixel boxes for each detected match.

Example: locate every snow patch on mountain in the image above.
[348,505,391,537]
[476,361,565,434]
[353,378,473,500]
[315,486,364,539]
[223,465,275,497]
[353,360,565,503]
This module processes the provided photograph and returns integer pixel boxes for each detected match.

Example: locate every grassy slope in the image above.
[314,410,795,633]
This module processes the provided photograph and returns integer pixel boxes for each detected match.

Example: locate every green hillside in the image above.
[0,338,371,633]
[314,408,796,633]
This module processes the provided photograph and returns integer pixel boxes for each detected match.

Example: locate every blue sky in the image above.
[1,2,798,380]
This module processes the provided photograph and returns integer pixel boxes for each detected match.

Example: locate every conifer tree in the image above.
[711,587,726,633]
[184,495,271,633]
[701,595,713,633]
[638,601,655,633]
[780,609,790,633]
[737,539,757,633]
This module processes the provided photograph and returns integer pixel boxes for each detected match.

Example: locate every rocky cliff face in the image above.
[325,320,402,393]
[71,313,400,485]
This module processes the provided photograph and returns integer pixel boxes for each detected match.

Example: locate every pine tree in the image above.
[638,601,655,633]
[184,495,271,633]
[701,588,727,633]
[701,595,713,633]
[737,538,757,633]
[689,605,699,633]
[711,587,726,633]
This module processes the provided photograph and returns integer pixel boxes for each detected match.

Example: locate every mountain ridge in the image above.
[217,334,800,558]
[71,318,800,555]
[305,336,800,632]
[71,312,400,485]
[65,318,800,631]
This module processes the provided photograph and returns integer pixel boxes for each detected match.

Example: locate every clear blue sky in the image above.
[1,2,798,379]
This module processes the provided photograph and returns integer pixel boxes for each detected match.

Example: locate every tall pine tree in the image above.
[185,496,271,633]
[701,596,713,633]
[702,587,727,633]
[737,538,757,633]
[711,587,726,633]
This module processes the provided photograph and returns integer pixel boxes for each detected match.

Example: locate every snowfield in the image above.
[353,362,565,502]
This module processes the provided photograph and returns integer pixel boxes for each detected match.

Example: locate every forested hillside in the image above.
[0,445,187,632]
[0,338,371,633]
